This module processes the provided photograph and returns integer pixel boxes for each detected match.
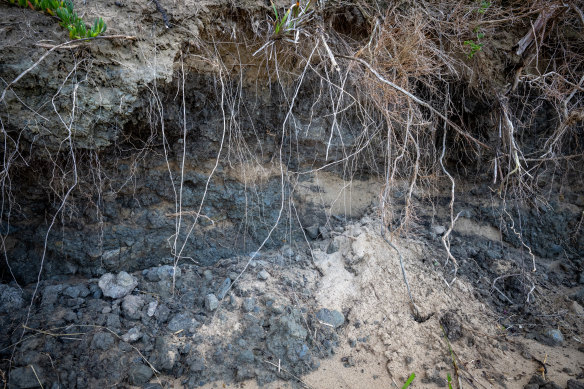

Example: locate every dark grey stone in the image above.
[203,270,213,281]
[167,312,199,332]
[440,312,463,341]
[326,240,339,254]
[106,313,122,329]
[237,349,255,363]
[567,379,584,389]
[541,328,564,346]
[316,308,345,328]
[216,278,231,300]
[91,332,115,350]
[153,336,178,371]
[0,284,24,313]
[242,298,255,313]
[128,363,153,386]
[41,285,64,307]
[63,285,89,298]
[9,365,45,388]
[188,356,206,372]
[306,225,320,240]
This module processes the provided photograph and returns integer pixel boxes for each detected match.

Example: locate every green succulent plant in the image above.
[7,0,107,39]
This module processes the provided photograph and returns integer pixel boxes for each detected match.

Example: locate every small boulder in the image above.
[98,271,137,299]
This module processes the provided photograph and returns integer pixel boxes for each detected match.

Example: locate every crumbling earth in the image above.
[1,185,583,388]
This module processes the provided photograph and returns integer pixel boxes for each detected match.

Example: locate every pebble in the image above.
[432,225,446,235]
[91,332,115,350]
[128,363,153,386]
[217,278,231,300]
[258,270,270,281]
[121,327,142,343]
[242,298,255,313]
[203,270,213,281]
[147,300,158,317]
[9,365,45,388]
[543,328,564,345]
[122,295,145,320]
[205,294,219,311]
[305,225,320,240]
[316,308,345,328]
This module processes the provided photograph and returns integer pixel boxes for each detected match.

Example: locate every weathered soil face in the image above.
[1,0,584,388]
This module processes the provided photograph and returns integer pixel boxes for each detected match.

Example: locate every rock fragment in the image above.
[98,271,138,299]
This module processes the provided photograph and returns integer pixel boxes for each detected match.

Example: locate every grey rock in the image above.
[567,379,584,389]
[440,312,463,341]
[122,327,142,343]
[9,365,45,388]
[318,226,330,239]
[527,374,546,386]
[258,270,270,281]
[62,285,89,299]
[188,356,206,372]
[237,349,255,363]
[0,284,24,313]
[542,328,564,345]
[281,245,294,258]
[98,271,137,299]
[147,301,158,316]
[216,278,231,300]
[242,297,255,313]
[151,265,181,282]
[91,332,115,350]
[432,225,446,235]
[154,304,170,322]
[41,285,64,307]
[106,313,121,329]
[122,295,145,320]
[573,288,584,306]
[579,272,584,285]
[128,363,153,386]
[541,382,563,389]
[306,225,320,240]
[205,294,219,311]
[167,312,199,332]
[203,270,213,281]
[153,336,178,371]
[326,240,339,254]
[316,308,345,328]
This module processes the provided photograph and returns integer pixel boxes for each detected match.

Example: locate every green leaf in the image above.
[271,1,278,20]
[402,373,416,389]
